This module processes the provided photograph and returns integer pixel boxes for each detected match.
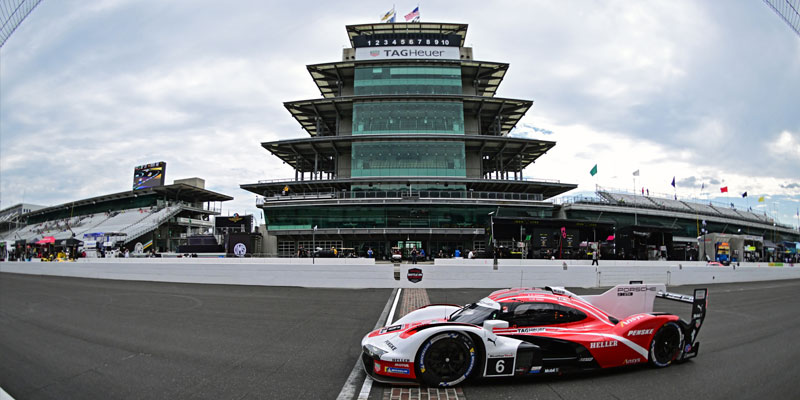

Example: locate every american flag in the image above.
[405,6,420,22]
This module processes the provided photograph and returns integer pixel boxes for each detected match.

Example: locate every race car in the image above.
[361,284,707,387]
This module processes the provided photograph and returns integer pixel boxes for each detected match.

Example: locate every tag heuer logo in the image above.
[407,268,423,283]
[370,50,380,57]
[233,243,247,257]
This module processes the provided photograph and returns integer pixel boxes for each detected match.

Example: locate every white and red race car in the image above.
[361,284,707,387]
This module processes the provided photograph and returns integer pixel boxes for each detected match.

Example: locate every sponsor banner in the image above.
[355,46,461,61]
[407,267,423,283]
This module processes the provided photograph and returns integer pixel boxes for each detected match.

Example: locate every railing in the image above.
[257,190,544,205]
[255,176,562,184]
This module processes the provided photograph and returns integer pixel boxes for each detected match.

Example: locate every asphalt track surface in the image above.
[2,274,800,399]
[0,273,390,399]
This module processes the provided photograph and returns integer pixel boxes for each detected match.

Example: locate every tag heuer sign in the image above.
[355,46,460,61]
[407,268,423,283]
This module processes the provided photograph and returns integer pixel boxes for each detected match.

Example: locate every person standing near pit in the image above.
[591,247,599,266]
[411,247,418,264]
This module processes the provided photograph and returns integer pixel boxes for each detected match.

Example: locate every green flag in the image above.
[590,164,597,176]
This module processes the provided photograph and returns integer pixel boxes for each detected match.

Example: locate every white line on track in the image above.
[1,386,15,400]
[336,288,402,400]
[386,287,402,326]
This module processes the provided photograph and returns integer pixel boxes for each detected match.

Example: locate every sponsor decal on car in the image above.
[627,329,653,336]
[624,358,641,365]
[529,366,542,374]
[385,366,410,375]
[590,340,618,349]
[390,358,410,363]
[380,325,403,334]
[617,286,657,293]
[578,357,594,362]
[407,268,423,283]
[517,327,546,333]
[544,368,559,373]
[620,314,647,327]
[384,340,397,351]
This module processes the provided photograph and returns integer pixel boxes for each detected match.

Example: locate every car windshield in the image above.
[448,303,498,325]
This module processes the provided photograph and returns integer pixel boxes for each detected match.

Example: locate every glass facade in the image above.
[266,204,496,231]
[351,141,466,177]
[353,66,462,95]
[352,101,464,135]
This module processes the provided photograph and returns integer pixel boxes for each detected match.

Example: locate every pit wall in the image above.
[0,258,797,289]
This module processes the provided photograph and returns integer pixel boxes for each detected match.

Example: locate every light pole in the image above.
[488,211,497,268]
[312,225,317,264]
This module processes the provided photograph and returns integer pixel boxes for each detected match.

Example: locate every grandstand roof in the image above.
[24,183,232,219]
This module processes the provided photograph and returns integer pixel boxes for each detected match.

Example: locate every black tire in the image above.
[649,321,684,367]
[416,332,477,387]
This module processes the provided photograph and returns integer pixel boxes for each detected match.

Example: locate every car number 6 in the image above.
[495,359,505,373]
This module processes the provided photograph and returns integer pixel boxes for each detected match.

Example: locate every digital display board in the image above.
[353,33,461,48]
[133,162,166,190]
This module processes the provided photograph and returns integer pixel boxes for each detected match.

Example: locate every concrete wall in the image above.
[2,258,798,289]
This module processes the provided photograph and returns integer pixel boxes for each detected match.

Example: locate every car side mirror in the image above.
[482,320,509,331]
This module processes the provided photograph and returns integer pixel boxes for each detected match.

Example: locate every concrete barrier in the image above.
[1,259,797,288]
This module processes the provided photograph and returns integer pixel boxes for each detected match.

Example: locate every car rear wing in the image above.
[656,288,708,361]
[579,283,666,320]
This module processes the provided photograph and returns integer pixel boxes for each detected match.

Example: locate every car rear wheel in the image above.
[416,332,477,387]
[649,321,683,367]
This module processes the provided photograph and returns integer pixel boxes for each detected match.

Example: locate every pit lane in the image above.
[0,273,390,399]
[2,273,799,399]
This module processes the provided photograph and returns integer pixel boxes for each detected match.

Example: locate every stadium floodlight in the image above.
[0,0,44,48]
[763,0,800,38]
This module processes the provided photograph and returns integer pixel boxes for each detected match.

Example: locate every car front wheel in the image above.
[416,332,477,387]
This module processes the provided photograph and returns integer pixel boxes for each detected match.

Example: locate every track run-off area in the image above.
[1,273,799,399]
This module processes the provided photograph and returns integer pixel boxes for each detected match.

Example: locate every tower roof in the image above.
[345,22,469,47]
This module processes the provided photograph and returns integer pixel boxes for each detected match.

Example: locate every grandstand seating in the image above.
[711,205,744,219]
[649,197,693,212]
[682,202,719,215]
[0,205,183,243]
[597,191,658,208]
[123,205,182,243]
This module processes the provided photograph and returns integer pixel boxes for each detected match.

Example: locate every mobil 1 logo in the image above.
[485,356,515,377]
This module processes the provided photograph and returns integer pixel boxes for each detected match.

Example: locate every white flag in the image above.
[632,169,640,176]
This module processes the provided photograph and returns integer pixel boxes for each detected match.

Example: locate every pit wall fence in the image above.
[2,258,798,289]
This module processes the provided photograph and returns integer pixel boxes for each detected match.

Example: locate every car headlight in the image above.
[364,344,388,359]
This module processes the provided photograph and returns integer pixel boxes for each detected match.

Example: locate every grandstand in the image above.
[595,189,778,225]
[546,188,799,262]
[0,181,232,255]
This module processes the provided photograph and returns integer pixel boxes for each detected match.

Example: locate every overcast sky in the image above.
[1,0,799,227]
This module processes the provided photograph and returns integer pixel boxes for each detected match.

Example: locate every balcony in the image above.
[256,189,544,206]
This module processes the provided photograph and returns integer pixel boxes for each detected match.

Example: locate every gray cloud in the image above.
[0,0,798,225]
[511,123,554,137]
[781,183,800,190]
